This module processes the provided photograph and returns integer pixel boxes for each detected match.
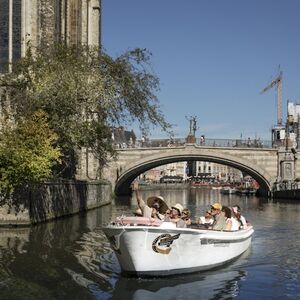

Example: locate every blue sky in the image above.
[102,0,300,140]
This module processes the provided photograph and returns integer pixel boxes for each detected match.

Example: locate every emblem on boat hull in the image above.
[152,233,180,254]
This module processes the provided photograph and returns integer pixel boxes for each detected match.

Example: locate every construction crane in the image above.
[260,71,283,125]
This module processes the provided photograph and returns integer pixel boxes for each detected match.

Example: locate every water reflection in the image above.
[0,205,113,300]
[111,269,247,300]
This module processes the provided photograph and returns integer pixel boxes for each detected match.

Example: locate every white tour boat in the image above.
[102,216,254,276]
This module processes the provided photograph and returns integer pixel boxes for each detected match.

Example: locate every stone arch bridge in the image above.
[102,144,297,197]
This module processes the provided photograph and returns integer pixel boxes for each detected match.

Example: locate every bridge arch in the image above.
[114,148,272,196]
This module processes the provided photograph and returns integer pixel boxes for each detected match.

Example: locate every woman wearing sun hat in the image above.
[132,181,167,220]
[146,195,169,214]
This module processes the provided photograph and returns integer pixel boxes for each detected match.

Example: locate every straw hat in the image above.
[171,203,184,214]
[147,196,169,214]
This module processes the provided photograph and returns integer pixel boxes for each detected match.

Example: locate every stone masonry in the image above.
[102,144,280,196]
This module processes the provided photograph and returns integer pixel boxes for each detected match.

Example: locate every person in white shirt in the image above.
[198,210,214,226]
[230,207,242,231]
[232,205,247,229]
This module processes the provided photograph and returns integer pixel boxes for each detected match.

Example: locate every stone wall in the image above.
[0,180,112,226]
[0,0,101,70]
[39,0,56,48]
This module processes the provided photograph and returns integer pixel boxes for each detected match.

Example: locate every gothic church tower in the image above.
[0,0,101,72]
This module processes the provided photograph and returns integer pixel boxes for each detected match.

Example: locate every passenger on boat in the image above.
[221,206,233,231]
[198,210,214,226]
[147,195,169,214]
[164,208,171,217]
[229,207,242,231]
[164,203,186,228]
[132,182,167,221]
[210,203,227,230]
[181,208,192,226]
[232,205,247,229]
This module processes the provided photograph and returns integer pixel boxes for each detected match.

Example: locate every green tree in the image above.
[0,110,61,200]
[0,44,171,177]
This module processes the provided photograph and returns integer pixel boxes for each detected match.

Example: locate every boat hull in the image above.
[102,225,253,276]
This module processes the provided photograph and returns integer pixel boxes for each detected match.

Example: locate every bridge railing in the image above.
[115,138,272,149]
[195,138,272,148]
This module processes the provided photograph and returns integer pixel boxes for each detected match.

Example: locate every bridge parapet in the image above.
[115,137,272,149]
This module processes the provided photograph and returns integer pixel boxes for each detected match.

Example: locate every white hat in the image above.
[171,203,184,214]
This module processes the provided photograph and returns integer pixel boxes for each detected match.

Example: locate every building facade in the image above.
[141,161,243,184]
[0,0,21,72]
[141,162,187,183]
[0,0,101,73]
[196,161,242,182]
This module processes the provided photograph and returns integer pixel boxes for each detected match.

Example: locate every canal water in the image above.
[0,188,300,300]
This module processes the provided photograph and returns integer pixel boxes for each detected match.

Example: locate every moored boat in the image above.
[235,187,258,196]
[102,216,254,276]
[220,187,237,194]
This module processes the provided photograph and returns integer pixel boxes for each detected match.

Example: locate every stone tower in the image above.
[0,0,101,73]
[0,0,102,180]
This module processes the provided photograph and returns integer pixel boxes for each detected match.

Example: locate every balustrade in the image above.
[113,138,272,149]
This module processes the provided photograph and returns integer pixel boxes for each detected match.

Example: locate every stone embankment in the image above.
[139,183,190,191]
[0,180,112,226]
[273,189,300,199]
[272,181,300,200]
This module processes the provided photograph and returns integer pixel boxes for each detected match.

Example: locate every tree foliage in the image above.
[0,110,61,198]
[0,44,171,177]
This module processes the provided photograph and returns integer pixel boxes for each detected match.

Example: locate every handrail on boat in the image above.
[111,216,253,233]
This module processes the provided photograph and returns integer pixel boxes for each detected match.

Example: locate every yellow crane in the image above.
[260,71,283,125]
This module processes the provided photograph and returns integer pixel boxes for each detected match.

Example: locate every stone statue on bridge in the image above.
[186,115,197,143]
